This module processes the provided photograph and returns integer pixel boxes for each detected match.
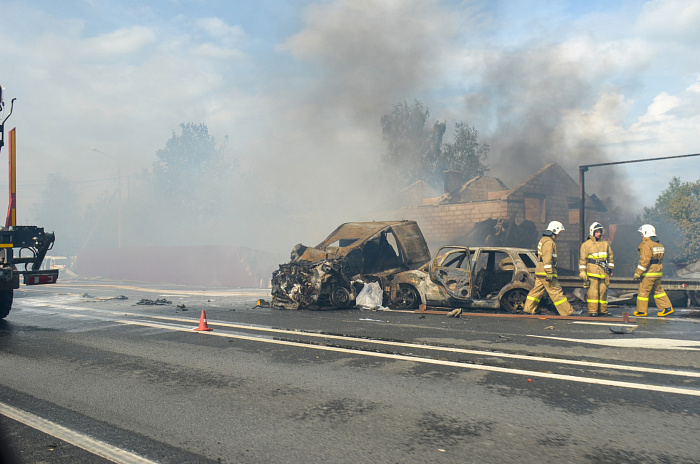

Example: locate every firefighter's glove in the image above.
[604,275,610,286]
[583,279,590,289]
[579,271,587,280]
[545,274,553,282]
[633,273,641,281]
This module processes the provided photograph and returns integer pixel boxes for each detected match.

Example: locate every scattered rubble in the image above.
[136,298,172,305]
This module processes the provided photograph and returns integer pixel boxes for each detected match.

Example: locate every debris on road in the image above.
[136,298,172,305]
[609,324,638,334]
[447,308,462,318]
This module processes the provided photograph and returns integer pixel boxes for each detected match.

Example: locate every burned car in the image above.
[383,245,539,312]
[271,221,431,310]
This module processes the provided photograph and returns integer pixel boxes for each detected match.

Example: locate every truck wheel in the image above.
[0,289,13,319]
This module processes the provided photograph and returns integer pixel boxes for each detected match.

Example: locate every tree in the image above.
[30,173,85,256]
[432,122,489,185]
[133,122,236,246]
[641,177,700,263]
[380,100,444,186]
[380,100,488,187]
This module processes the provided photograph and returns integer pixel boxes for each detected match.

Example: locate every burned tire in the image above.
[0,289,13,319]
[500,288,527,313]
[395,285,420,310]
[330,287,352,308]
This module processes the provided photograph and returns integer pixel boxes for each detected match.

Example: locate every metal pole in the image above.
[579,152,700,243]
[579,166,587,243]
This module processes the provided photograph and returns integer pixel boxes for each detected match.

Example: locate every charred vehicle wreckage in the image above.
[271,220,543,312]
[271,221,431,310]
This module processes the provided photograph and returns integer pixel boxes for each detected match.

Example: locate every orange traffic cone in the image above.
[194,310,213,331]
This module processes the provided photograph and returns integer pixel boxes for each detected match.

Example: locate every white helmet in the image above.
[589,222,604,237]
[546,221,565,235]
[638,224,656,238]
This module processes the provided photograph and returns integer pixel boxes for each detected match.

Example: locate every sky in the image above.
[1,0,699,252]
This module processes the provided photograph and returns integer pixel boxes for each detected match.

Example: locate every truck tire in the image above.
[0,289,13,319]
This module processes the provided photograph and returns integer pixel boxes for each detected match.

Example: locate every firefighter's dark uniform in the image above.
[523,233,573,316]
[635,237,673,316]
[579,235,614,315]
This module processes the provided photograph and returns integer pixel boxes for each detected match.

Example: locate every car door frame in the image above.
[428,246,473,301]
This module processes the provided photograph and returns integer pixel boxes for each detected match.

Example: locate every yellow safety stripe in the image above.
[535,272,558,278]
[641,272,663,277]
[653,292,667,299]
[587,299,608,304]
[526,296,540,302]
[553,297,568,306]
[637,296,649,301]
[586,273,606,279]
[587,252,608,259]
[0,243,13,248]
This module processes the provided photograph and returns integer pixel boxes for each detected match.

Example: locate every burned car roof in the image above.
[298,220,431,266]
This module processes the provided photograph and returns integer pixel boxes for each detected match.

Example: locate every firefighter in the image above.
[579,222,614,316]
[523,221,574,316]
[634,224,674,317]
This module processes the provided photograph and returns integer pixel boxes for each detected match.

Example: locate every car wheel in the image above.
[500,288,527,313]
[395,285,420,310]
[330,287,352,308]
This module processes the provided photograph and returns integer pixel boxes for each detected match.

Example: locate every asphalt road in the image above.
[1,278,699,464]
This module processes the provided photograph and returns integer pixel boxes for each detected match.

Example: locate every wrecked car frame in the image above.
[384,245,538,312]
[271,221,431,310]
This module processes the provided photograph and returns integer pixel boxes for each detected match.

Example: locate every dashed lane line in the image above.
[0,402,157,464]
[15,302,700,379]
[114,318,700,397]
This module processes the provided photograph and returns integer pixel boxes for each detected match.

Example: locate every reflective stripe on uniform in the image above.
[587,272,606,279]
[587,299,608,304]
[637,296,649,301]
[587,252,608,259]
[553,297,568,306]
[526,296,540,303]
[637,265,647,271]
[653,292,667,299]
[642,272,663,277]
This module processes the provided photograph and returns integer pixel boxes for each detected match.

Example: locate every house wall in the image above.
[392,164,598,271]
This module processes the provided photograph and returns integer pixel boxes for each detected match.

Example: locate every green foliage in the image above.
[380,100,488,187]
[641,177,700,263]
[380,101,441,185]
[30,173,86,256]
[433,122,489,185]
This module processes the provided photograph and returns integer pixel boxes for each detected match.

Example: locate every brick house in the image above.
[389,163,604,271]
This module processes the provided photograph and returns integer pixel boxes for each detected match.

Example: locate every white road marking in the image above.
[0,402,157,464]
[15,300,700,379]
[529,335,700,350]
[573,321,639,327]
[115,319,700,397]
[150,315,700,379]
